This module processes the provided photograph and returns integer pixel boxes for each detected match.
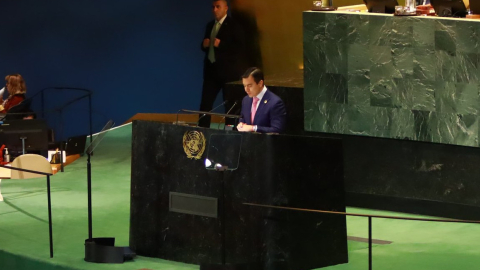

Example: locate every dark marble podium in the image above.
[302,11,480,219]
[130,121,347,270]
[304,11,480,148]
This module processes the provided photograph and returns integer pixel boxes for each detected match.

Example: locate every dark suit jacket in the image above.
[239,89,286,134]
[202,15,245,81]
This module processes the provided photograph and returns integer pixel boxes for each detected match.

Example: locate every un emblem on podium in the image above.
[183,131,206,160]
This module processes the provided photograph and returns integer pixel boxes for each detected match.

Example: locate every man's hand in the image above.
[237,122,254,132]
[214,38,221,47]
[203,38,210,48]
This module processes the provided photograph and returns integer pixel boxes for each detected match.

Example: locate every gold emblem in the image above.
[264,100,268,104]
[183,131,206,160]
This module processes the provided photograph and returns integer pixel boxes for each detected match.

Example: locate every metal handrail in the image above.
[244,202,480,270]
[0,164,53,176]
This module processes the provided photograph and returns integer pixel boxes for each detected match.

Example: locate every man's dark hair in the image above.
[241,67,264,84]
[213,0,228,5]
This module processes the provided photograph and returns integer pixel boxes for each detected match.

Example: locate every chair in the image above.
[6,98,35,120]
[0,154,52,201]
[0,166,11,201]
[11,154,53,179]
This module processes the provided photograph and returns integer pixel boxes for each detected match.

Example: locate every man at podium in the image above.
[237,67,286,133]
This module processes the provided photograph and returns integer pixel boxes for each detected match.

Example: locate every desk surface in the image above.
[305,10,480,22]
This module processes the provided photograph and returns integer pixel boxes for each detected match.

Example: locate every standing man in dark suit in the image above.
[237,67,286,134]
[199,0,245,128]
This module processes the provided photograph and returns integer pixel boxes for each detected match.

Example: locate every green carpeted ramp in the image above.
[0,123,479,270]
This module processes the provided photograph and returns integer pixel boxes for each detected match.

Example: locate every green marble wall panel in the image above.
[304,11,480,147]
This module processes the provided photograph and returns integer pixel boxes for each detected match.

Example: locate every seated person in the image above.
[0,74,27,113]
[237,67,286,133]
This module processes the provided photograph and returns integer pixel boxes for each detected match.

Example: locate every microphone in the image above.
[220,101,238,130]
[197,100,228,126]
[225,101,237,115]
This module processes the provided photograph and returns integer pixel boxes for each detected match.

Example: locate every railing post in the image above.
[368,216,372,270]
[47,175,53,258]
[41,90,45,119]
[88,93,93,145]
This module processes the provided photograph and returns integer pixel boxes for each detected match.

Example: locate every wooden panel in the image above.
[124,113,225,125]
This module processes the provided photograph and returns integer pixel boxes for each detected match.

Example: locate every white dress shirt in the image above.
[217,14,227,27]
[251,86,267,131]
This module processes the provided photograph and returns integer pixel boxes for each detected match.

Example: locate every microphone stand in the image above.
[196,101,228,127]
[83,120,135,264]
[219,101,237,130]
[87,151,93,240]
[175,109,182,125]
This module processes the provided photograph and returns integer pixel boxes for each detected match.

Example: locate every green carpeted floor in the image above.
[0,123,479,270]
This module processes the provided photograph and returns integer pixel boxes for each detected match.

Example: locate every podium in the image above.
[130,121,348,270]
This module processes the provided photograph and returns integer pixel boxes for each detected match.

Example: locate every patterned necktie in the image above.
[208,22,221,63]
[251,97,259,124]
